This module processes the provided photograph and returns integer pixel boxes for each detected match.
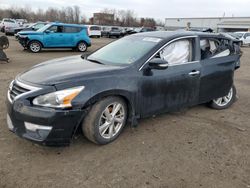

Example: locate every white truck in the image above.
[0,18,19,34]
[234,32,250,46]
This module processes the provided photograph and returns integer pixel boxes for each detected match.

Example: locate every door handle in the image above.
[189,70,200,76]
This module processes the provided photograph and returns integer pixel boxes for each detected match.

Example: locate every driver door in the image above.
[139,37,201,117]
[244,33,250,45]
[43,25,64,47]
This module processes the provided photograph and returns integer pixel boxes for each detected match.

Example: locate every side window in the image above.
[64,26,81,33]
[47,25,63,33]
[159,39,192,65]
[200,38,231,59]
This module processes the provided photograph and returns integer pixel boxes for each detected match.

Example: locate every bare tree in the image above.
[73,5,80,23]
[0,6,157,27]
[140,18,156,27]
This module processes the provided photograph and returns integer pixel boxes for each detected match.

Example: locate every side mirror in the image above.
[148,58,169,70]
[45,30,51,33]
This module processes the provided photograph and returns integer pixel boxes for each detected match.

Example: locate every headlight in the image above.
[19,35,28,38]
[9,80,14,90]
[33,86,84,108]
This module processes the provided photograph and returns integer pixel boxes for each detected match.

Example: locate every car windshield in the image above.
[87,36,162,65]
[36,24,51,32]
[135,28,142,32]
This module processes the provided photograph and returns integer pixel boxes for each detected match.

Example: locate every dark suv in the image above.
[6,31,241,146]
[102,27,123,38]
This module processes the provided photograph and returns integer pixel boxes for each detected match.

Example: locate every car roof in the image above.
[133,31,222,39]
[51,22,86,28]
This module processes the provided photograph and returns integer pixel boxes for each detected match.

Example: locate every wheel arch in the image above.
[83,90,137,125]
[28,39,44,48]
[76,40,88,47]
[71,90,137,140]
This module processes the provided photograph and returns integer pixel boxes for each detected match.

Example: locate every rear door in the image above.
[63,26,81,47]
[199,37,238,103]
[139,37,201,117]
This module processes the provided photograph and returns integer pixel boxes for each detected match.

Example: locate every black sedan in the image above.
[6,31,241,146]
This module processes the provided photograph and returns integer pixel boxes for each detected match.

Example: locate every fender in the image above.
[81,89,139,126]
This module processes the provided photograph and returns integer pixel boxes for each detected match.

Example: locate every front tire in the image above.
[209,86,236,110]
[77,41,87,52]
[29,41,42,53]
[82,97,128,145]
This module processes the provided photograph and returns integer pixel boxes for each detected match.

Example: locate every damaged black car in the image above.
[6,31,241,146]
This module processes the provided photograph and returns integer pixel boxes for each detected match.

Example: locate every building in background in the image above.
[165,17,250,32]
[92,13,114,25]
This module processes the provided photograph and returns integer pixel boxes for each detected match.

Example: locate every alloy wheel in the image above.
[98,102,125,139]
[213,88,233,107]
[30,42,41,52]
[78,42,87,52]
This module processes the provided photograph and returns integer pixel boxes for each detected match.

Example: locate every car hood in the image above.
[18,30,42,35]
[13,26,24,30]
[18,55,123,86]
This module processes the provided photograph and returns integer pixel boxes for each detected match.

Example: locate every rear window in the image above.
[64,26,82,33]
[111,27,119,31]
[90,26,101,31]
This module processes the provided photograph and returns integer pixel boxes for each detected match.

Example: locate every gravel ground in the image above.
[0,35,249,188]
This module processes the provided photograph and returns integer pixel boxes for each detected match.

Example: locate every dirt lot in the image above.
[0,35,250,188]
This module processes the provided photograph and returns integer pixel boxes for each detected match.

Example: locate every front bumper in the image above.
[109,32,121,36]
[18,36,29,48]
[6,97,87,146]
[5,29,15,35]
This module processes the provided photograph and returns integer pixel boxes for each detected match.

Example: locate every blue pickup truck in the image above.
[18,23,91,53]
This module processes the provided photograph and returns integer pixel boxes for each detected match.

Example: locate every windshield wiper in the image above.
[87,58,104,65]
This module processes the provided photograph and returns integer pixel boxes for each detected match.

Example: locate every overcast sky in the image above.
[1,0,250,20]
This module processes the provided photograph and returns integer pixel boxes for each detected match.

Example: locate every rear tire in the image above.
[77,41,87,52]
[209,85,236,110]
[28,41,42,53]
[82,96,128,145]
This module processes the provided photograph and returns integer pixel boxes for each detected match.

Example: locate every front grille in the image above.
[9,82,30,101]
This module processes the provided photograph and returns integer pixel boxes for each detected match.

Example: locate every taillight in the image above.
[87,28,90,36]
